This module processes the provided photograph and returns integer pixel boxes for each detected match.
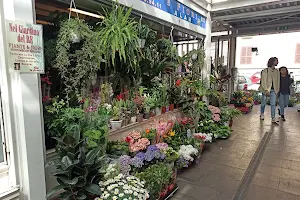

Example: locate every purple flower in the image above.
[119,155,131,175]
[154,150,161,159]
[147,145,159,151]
[135,152,145,161]
[156,143,168,151]
[145,150,155,162]
[176,156,189,168]
[130,157,143,168]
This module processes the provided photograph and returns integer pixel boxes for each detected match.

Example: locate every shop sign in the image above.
[140,0,206,29]
[6,20,44,73]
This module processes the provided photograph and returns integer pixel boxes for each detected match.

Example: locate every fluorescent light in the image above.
[68,8,105,19]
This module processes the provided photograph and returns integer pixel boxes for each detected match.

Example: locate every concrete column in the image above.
[202,4,212,103]
[228,35,237,95]
[1,0,46,199]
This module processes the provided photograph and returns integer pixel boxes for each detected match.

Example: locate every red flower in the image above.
[125,136,134,144]
[41,77,52,85]
[42,96,51,102]
[176,80,181,87]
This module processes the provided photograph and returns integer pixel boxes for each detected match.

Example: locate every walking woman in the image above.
[259,57,280,124]
[278,66,294,121]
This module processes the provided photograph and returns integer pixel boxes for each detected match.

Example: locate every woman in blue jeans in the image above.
[278,66,293,121]
[259,57,280,123]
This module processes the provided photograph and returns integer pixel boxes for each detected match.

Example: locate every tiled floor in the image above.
[172,105,300,200]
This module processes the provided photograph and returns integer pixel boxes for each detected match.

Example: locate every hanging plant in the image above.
[54,18,100,101]
[98,3,141,71]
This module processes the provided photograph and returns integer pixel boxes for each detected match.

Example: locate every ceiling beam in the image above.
[212,0,299,12]
[213,5,300,20]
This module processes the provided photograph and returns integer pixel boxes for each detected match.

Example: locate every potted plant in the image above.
[110,101,123,130]
[152,90,162,115]
[221,106,242,127]
[46,130,103,200]
[128,100,137,123]
[143,95,155,119]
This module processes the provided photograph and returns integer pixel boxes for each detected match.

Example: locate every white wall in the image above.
[236,32,300,80]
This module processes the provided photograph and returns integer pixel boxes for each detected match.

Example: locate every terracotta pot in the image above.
[161,106,166,114]
[137,114,144,123]
[169,104,174,111]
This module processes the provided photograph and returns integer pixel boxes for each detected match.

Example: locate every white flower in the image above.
[119,193,124,197]
[128,190,133,194]
[133,191,138,196]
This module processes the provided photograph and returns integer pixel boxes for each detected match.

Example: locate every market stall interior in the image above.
[36,0,255,199]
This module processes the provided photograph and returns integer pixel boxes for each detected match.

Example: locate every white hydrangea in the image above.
[178,145,199,161]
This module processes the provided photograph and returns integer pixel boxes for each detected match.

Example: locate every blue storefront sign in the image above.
[140,0,206,29]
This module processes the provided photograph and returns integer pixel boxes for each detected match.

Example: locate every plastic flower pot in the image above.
[130,116,137,123]
[161,106,166,114]
[138,38,146,48]
[110,120,122,131]
[155,107,162,115]
[137,114,144,123]
[144,112,150,119]
[169,104,174,111]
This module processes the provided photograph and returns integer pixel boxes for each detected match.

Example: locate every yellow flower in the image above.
[169,130,175,137]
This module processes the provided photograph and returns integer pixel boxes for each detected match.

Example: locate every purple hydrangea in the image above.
[154,150,161,159]
[145,150,155,162]
[135,152,146,161]
[130,157,144,168]
[147,145,159,151]
[119,155,132,175]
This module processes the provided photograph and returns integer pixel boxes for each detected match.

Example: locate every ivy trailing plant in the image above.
[54,18,100,101]
[98,3,141,71]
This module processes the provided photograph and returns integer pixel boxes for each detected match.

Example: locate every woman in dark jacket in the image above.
[278,66,294,121]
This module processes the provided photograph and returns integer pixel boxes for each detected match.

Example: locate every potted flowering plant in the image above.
[128,100,138,123]
[97,174,149,200]
[123,131,150,153]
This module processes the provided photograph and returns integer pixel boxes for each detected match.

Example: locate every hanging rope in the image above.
[68,0,79,20]
[169,26,174,42]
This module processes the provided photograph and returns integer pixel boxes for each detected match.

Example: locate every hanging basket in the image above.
[138,39,146,48]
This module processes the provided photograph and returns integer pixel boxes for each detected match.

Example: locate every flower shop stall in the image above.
[42,2,243,200]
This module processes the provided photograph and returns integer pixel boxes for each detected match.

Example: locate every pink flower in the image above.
[208,105,221,114]
[156,143,168,151]
[128,131,141,140]
[212,114,221,122]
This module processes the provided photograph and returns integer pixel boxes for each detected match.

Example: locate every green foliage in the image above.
[54,18,99,100]
[143,95,156,112]
[220,106,242,122]
[135,163,172,200]
[46,131,103,200]
[141,129,157,142]
[106,141,129,156]
[98,3,140,71]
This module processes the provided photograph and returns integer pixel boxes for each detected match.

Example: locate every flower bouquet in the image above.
[96,174,149,200]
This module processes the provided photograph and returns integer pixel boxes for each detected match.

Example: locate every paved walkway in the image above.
[172,105,300,200]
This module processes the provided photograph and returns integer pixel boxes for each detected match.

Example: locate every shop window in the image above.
[295,44,300,64]
[240,47,252,65]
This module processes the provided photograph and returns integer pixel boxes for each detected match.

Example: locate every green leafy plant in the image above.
[135,163,172,200]
[98,3,140,71]
[54,18,99,100]
[46,130,103,200]
[106,141,129,156]
[143,94,156,112]
[220,106,242,122]
[141,129,157,142]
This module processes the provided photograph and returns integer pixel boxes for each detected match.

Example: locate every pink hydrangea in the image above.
[127,131,141,140]
[129,138,150,153]
[208,105,221,114]
[212,114,221,122]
